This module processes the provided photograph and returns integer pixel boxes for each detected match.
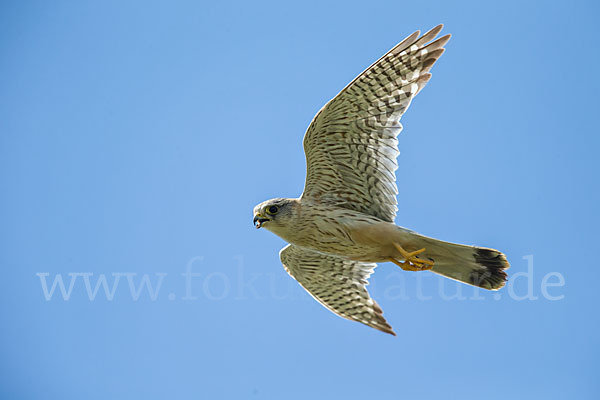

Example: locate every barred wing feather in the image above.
[280,244,395,335]
[301,25,450,222]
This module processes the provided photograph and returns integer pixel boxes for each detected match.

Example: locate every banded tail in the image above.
[409,232,509,290]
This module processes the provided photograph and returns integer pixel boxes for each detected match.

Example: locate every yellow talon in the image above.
[390,243,434,271]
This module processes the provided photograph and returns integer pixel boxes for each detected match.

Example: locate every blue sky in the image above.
[1,0,599,399]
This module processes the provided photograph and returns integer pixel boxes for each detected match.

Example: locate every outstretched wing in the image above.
[279,244,395,335]
[301,25,450,222]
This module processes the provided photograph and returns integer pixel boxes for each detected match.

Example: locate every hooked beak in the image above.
[253,214,270,229]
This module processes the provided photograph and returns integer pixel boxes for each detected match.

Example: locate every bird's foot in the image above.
[389,243,434,271]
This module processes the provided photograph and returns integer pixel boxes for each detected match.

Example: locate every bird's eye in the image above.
[267,205,279,215]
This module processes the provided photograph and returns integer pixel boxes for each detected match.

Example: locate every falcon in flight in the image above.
[253,25,509,335]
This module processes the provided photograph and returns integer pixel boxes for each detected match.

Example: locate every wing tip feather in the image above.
[369,300,396,336]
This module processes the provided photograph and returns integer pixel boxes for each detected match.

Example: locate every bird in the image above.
[253,24,509,335]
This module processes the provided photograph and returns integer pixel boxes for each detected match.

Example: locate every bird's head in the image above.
[253,198,299,234]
